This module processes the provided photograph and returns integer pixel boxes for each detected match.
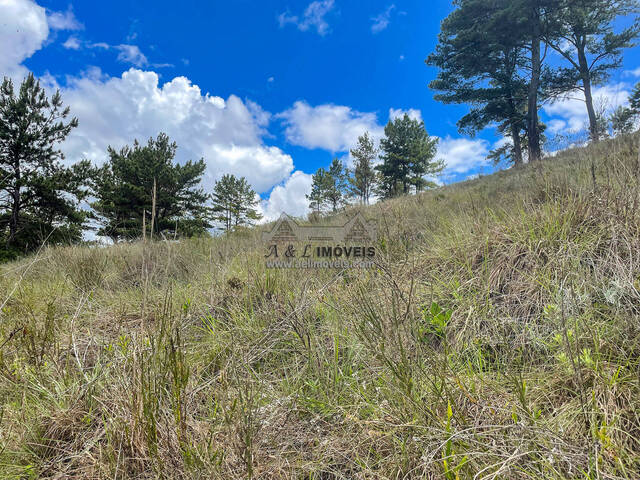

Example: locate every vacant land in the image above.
[1,134,640,479]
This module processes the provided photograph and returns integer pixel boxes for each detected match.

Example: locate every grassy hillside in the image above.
[1,134,640,479]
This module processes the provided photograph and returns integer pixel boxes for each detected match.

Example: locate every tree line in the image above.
[427,0,640,166]
[306,114,444,214]
[0,74,261,260]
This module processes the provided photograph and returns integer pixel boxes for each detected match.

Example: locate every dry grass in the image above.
[1,133,640,478]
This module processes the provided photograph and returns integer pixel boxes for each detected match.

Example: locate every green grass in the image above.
[1,133,640,478]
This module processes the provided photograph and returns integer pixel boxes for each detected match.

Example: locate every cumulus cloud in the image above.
[260,170,314,221]
[371,4,395,34]
[0,0,49,80]
[1,0,299,219]
[278,101,384,152]
[278,0,335,36]
[54,69,293,193]
[47,6,83,31]
[279,104,430,156]
[547,119,568,135]
[435,136,491,175]
[544,83,631,134]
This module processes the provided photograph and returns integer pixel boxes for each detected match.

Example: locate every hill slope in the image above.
[1,134,640,479]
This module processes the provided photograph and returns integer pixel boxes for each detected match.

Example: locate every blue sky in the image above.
[2,0,639,219]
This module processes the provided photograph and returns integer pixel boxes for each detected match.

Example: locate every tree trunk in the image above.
[577,44,599,142]
[365,178,370,205]
[7,161,20,247]
[527,5,542,163]
[507,88,523,166]
[510,121,524,167]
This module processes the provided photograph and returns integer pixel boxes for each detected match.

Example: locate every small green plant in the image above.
[418,302,452,343]
[442,401,468,479]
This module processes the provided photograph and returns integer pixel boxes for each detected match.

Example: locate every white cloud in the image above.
[88,41,110,49]
[436,136,491,175]
[278,0,335,36]
[62,35,81,50]
[279,101,384,152]
[55,69,293,193]
[114,44,148,67]
[389,107,423,122]
[544,83,631,133]
[371,4,395,34]
[65,38,169,68]
[0,0,49,80]
[47,6,83,31]
[547,119,568,134]
[492,135,512,150]
[279,104,433,167]
[260,170,313,221]
[268,76,275,83]
[624,67,640,78]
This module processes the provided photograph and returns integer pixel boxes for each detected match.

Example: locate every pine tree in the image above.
[545,0,639,142]
[211,174,262,232]
[306,160,350,214]
[427,0,530,166]
[376,114,441,199]
[349,132,378,204]
[234,178,262,228]
[610,106,636,135]
[629,82,640,114]
[430,0,566,162]
[509,0,563,162]
[306,168,331,214]
[326,158,348,212]
[91,133,210,241]
[523,0,546,162]
[606,82,640,136]
[0,73,90,258]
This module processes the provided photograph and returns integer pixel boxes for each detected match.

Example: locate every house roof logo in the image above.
[262,212,377,243]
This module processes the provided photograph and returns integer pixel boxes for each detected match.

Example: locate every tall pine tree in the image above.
[306,168,331,214]
[0,74,90,258]
[427,0,530,166]
[505,0,561,162]
[326,158,349,212]
[91,133,210,241]
[545,0,638,141]
[376,114,440,199]
[349,132,378,204]
[211,174,262,232]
